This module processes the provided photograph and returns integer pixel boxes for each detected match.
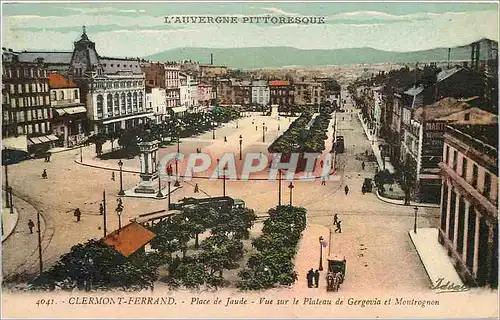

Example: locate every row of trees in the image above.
[89,106,241,156]
[238,205,307,290]
[28,203,257,292]
[269,106,333,154]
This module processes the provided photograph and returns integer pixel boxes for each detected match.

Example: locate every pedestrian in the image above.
[224,136,227,142]
[361,161,365,170]
[99,203,104,215]
[320,160,324,168]
[42,169,48,179]
[314,269,320,288]
[74,208,82,222]
[111,171,115,181]
[333,214,339,225]
[28,219,35,234]
[335,220,342,233]
[344,185,349,195]
[47,152,51,162]
[306,269,314,288]
[321,177,326,186]
[194,183,199,193]
[255,125,258,131]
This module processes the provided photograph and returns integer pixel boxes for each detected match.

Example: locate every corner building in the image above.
[438,124,498,288]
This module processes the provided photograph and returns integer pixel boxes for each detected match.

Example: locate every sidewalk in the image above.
[357,113,395,174]
[408,228,463,288]
[2,194,48,280]
[292,223,330,291]
[2,205,19,242]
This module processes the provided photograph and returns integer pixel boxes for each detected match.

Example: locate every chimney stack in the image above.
[210,53,213,65]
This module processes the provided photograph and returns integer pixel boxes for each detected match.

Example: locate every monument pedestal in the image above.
[133,140,160,194]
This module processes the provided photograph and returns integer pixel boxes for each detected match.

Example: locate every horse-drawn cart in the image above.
[326,255,346,292]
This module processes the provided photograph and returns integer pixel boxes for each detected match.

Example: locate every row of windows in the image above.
[50,90,79,101]
[9,83,49,95]
[444,144,493,200]
[92,80,144,90]
[96,93,144,118]
[8,95,50,108]
[3,108,51,124]
[3,67,47,79]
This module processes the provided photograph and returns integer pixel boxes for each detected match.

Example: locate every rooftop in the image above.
[448,124,498,150]
[102,221,155,257]
[413,97,469,121]
[269,80,290,86]
[48,72,77,89]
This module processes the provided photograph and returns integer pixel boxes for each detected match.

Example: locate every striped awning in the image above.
[55,106,87,116]
[28,134,59,145]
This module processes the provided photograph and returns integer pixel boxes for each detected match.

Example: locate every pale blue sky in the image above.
[2,1,498,56]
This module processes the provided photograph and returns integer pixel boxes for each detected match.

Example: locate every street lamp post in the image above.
[414,206,419,234]
[167,180,171,210]
[4,164,10,208]
[288,182,294,206]
[319,236,324,271]
[116,206,123,230]
[174,157,180,187]
[8,187,14,214]
[80,145,83,162]
[239,135,243,160]
[236,119,239,129]
[117,160,125,196]
[212,122,216,140]
[262,122,266,142]
[156,171,163,198]
[278,169,282,207]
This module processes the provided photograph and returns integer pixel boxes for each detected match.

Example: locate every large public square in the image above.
[2,90,440,293]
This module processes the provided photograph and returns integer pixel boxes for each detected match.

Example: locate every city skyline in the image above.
[2,2,498,58]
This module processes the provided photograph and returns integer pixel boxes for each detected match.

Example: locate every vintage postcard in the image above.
[1,0,498,318]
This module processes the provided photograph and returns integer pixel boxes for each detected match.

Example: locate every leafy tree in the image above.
[29,239,163,291]
[211,207,257,240]
[200,234,243,277]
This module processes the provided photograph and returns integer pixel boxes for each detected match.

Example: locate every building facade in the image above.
[68,28,153,133]
[2,50,57,154]
[269,80,295,110]
[438,124,498,288]
[145,86,167,123]
[165,63,181,110]
[48,73,87,147]
[251,80,270,106]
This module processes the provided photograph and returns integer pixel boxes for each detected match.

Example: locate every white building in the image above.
[146,86,167,123]
[69,28,154,133]
[179,72,199,112]
[251,80,270,106]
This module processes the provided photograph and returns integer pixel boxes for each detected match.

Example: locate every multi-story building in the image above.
[48,73,87,147]
[165,63,180,105]
[2,49,58,155]
[67,28,153,133]
[438,124,498,288]
[145,86,167,123]
[294,81,324,109]
[197,82,214,109]
[251,80,270,107]
[269,80,294,110]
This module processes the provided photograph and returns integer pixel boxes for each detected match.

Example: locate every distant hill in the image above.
[144,40,495,69]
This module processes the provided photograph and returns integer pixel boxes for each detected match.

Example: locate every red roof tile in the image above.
[269,80,290,86]
[102,221,156,257]
[48,73,77,89]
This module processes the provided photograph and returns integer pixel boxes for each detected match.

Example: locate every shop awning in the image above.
[171,106,187,113]
[28,134,59,145]
[55,106,87,116]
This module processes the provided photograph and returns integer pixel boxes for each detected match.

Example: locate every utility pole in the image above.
[103,190,107,237]
[37,211,43,275]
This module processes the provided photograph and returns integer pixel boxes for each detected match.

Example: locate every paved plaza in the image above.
[2,92,440,292]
